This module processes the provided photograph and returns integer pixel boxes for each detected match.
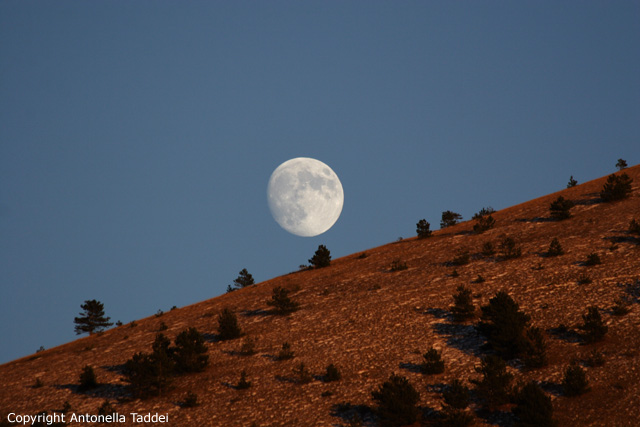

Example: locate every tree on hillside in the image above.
[616,158,628,170]
[74,300,113,335]
[173,327,209,373]
[471,355,513,410]
[600,173,633,202]
[267,286,300,315]
[372,374,420,427]
[549,196,574,220]
[416,219,432,238]
[478,291,530,359]
[441,211,463,228]
[231,268,255,290]
[309,244,331,268]
[217,308,242,341]
[567,176,578,188]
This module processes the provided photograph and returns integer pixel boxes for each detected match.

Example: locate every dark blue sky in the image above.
[1,1,638,363]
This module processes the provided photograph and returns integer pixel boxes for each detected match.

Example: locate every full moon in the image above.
[267,157,344,237]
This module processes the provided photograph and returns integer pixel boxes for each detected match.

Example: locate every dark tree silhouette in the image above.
[478,291,530,359]
[372,374,420,427]
[217,308,242,341]
[547,238,564,257]
[416,219,432,238]
[471,355,513,410]
[562,363,590,396]
[173,327,209,373]
[580,306,608,343]
[567,176,578,188]
[616,158,628,170]
[267,287,300,315]
[441,210,463,228]
[451,285,475,321]
[549,196,574,220]
[231,268,255,290]
[78,365,98,391]
[309,244,331,268]
[514,381,555,427]
[74,300,113,335]
[600,173,633,202]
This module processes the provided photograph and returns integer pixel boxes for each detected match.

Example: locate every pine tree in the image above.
[471,355,513,410]
[451,285,475,321]
[73,300,113,335]
[173,327,209,373]
[441,211,463,228]
[478,291,530,359]
[616,158,628,170]
[514,381,555,427]
[231,268,255,290]
[267,286,300,315]
[580,306,608,343]
[372,374,420,427]
[78,365,98,391]
[600,173,633,202]
[473,215,496,234]
[217,308,242,340]
[309,244,331,268]
[422,347,445,374]
[416,219,432,238]
[562,363,590,396]
[441,379,474,427]
[547,238,564,257]
[549,196,574,220]
[567,176,578,188]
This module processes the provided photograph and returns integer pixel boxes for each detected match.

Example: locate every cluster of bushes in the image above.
[123,328,208,398]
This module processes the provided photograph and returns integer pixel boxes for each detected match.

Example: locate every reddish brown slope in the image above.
[1,166,639,426]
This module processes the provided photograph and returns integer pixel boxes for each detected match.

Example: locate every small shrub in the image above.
[514,381,555,427]
[628,219,640,235]
[500,236,522,260]
[129,320,137,328]
[416,219,432,238]
[567,176,578,188]
[471,355,513,410]
[36,346,45,353]
[474,274,485,283]
[616,158,628,170]
[580,306,608,343]
[217,308,242,340]
[309,244,331,268]
[79,365,98,391]
[34,378,44,388]
[293,363,313,384]
[577,273,592,285]
[562,363,590,396]
[115,320,123,327]
[325,364,341,382]
[277,342,295,360]
[451,269,459,278]
[600,173,633,202]
[441,211,463,228]
[237,370,252,389]
[547,238,564,257]
[239,337,257,356]
[481,241,496,257]
[155,309,164,317]
[422,347,445,374]
[181,392,199,408]
[357,252,368,259]
[451,250,470,266]
[390,260,407,271]
[451,285,475,321]
[549,196,574,220]
[159,322,168,331]
[267,286,300,315]
[584,253,601,266]
[372,374,420,427]
[171,305,177,310]
[474,215,496,234]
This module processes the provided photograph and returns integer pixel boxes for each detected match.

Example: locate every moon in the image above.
[267,157,344,237]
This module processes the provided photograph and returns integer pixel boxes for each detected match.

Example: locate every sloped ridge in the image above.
[1,166,639,426]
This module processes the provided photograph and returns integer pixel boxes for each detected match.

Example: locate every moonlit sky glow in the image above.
[1,2,639,363]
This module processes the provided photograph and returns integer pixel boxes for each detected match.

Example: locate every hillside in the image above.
[2,166,639,426]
